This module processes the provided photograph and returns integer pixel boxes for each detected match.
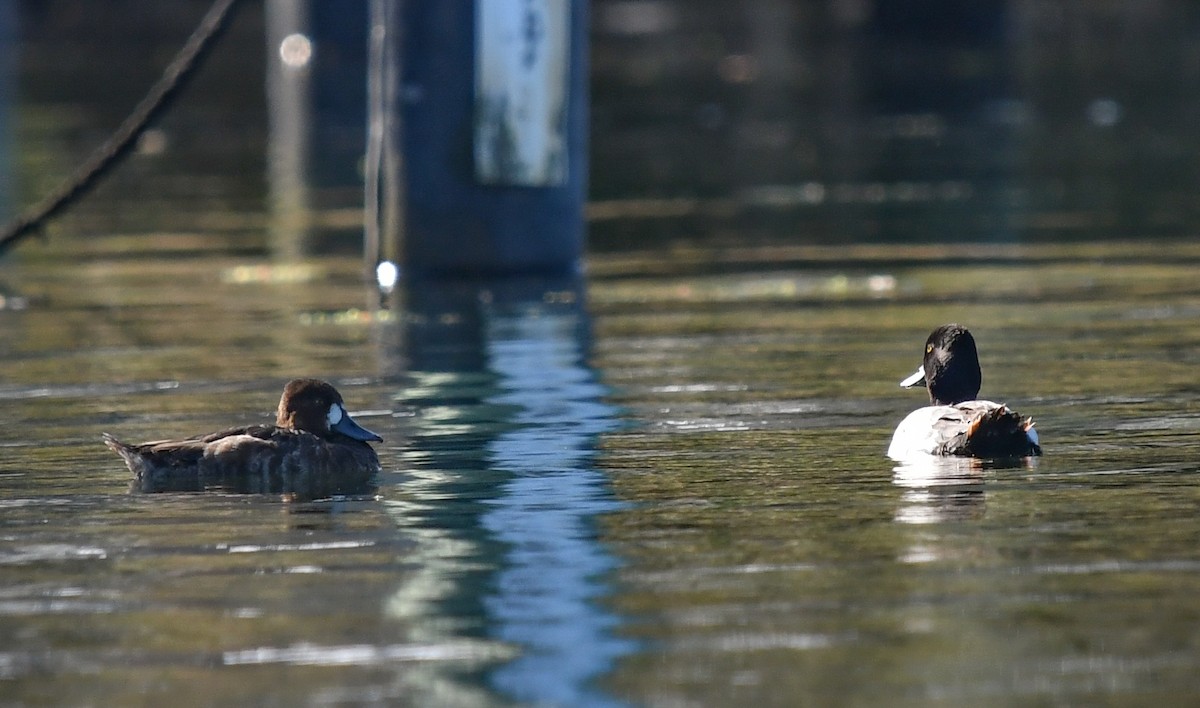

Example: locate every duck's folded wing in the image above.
[194,424,278,443]
[110,425,279,474]
[938,401,1041,457]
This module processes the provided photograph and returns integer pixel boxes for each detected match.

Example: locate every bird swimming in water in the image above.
[888,324,1041,460]
[103,378,382,500]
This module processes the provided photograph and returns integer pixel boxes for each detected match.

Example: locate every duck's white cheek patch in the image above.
[327,404,343,427]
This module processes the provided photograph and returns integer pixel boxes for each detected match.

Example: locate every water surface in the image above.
[7,2,1200,705]
[586,240,1200,705]
[7,240,1200,706]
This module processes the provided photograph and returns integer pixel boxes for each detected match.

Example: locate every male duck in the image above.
[104,378,383,500]
[888,324,1041,460]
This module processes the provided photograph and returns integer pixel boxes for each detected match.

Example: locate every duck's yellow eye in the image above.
[926,344,934,353]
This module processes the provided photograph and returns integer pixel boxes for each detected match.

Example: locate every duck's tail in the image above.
[102,433,147,476]
[957,405,1042,458]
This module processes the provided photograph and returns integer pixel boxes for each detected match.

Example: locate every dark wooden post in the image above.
[369,0,587,280]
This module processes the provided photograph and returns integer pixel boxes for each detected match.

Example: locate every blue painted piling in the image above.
[378,0,587,277]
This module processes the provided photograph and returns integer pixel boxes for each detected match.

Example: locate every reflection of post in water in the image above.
[381,276,631,706]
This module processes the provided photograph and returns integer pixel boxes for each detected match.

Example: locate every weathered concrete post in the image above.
[368,0,587,279]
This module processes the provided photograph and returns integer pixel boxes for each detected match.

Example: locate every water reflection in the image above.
[264,0,370,260]
[0,1,14,222]
[892,456,987,526]
[587,1,1200,246]
[382,276,631,706]
[892,455,1037,526]
[265,0,313,259]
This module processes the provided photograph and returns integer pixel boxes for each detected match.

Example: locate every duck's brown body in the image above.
[103,379,382,500]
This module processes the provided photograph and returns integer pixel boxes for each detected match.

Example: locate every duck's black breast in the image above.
[109,425,380,500]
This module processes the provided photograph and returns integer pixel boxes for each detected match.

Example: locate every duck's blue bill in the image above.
[333,411,383,442]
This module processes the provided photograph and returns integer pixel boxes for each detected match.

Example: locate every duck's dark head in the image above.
[276,378,383,442]
[899,324,982,405]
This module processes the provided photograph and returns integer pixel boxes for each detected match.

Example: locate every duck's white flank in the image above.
[887,399,1039,460]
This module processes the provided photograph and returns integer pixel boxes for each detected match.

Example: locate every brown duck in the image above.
[103,378,382,500]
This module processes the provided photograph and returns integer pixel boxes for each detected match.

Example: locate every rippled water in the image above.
[6,241,1200,706]
[8,3,1200,706]
[588,240,1200,705]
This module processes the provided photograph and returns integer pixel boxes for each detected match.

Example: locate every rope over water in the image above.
[0,0,244,255]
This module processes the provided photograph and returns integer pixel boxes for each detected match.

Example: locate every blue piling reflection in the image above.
[382,276,633,705]
[479,295,633,706]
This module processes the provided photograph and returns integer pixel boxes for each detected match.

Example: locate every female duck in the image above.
[104,378,383,500]
[888,324,1040,460]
